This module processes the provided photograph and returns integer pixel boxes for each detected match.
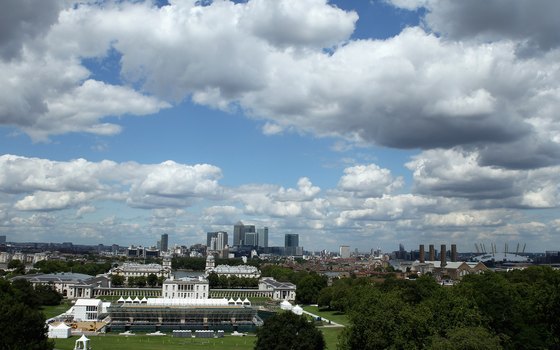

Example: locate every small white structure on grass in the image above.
[48,323,71,338]
[280,300,293,310]
[74,334,91,350]
[292,305,303,316]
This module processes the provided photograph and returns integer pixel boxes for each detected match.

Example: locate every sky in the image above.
[1,0,560,253]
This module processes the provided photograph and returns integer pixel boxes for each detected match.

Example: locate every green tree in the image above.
[208,272,219,288]
[147,273,158,287]
[7,259,25,275]
[11,279,41,309]
[430,326,502,350]
[295,273,328,304]
[255,312,325,350]
[0,279,54,350]
[111,274,125,287]
[134,276,147,288]
[35,284,62,306]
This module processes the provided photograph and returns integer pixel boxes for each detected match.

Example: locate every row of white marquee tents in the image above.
[116,296,251,306]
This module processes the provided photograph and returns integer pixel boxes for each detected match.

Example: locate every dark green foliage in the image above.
[33,259,111,275]
[336,267,560,350]
[207,272,259,289]
[147,273,158,287]
[260,265,296,282]
[430,326,502,350]
[171,257,206,270]
[7,259,26,275]
[110,274,125,286]
[295,273,328,304]
[255,312,325,350]
[0,279,54,350]
[34,284,62,306]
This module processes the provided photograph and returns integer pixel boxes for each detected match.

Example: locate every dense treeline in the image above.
[207,272,259,289]
[171,257,261,270]
[255,311,325,350]
[34,259,112,276]
[260,265,328,304]
[0,279,61,349]
[320,266,560,350]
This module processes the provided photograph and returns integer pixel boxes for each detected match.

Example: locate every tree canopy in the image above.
[335,266,560,350]
[255,311,325,350]
[0,279,54,350]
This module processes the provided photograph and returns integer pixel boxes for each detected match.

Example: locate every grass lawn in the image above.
[54,334,257,350]
[303,305,350,326]
[54,329,341,350]
[41,300,72,319]
[320,327,344,349]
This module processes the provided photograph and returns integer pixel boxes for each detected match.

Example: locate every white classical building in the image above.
[205,255,260,278]
[109,262,171,284]
[162,276,209,299]
[258,277,296,301]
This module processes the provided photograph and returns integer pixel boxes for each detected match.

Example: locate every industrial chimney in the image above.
[451,244,457,262]
[429,244,435,261]
[440,244,447,267]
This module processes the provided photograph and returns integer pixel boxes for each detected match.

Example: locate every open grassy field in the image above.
[54,326,342,350]
[303,305,350,326]
[54,334,257,350]
[41,300,72,319]
[321,327,344,349]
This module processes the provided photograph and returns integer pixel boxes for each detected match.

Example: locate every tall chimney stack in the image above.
[419,244,425,263]
[451,244,457,262]
[440,244,447,267]
[429,244,435,261]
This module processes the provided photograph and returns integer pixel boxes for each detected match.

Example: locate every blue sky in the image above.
[1,0,560,253]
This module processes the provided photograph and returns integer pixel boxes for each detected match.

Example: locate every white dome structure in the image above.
[292,304,303,315]
[280,300,293,310]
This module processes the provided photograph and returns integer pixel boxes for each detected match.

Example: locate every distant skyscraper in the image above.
[285,234,299,248]
[207,231,228,250]
[284,233,299,255]
[0,235,5,245]
[257,227,269,248]
[244,232,257,246]
[160,233,168,252]
[339,245,350,258]
[233,221,255,246]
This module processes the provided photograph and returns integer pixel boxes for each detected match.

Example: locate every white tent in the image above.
[74,334,91,350]
[280,300,293,310]
[117,296,125,303]
[292,305,303,315]
[48,323,71,339]
[133,296,141,303]
[125,296,133,303]
[141,297,148,303]
[242,298,251,306]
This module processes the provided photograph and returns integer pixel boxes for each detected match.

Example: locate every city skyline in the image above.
[1,1,560,252]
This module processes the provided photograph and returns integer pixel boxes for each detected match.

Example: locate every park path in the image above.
[301,309,344,327]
